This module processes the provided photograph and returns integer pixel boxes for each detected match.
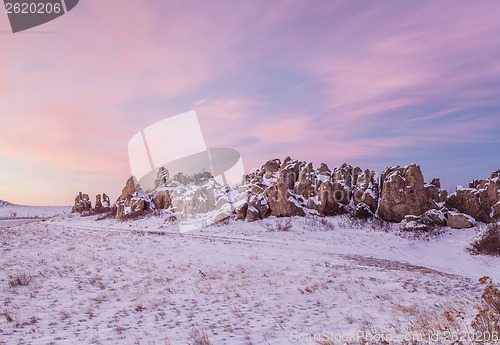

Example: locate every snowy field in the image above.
[0,201,70,219]
[1,209,499,344]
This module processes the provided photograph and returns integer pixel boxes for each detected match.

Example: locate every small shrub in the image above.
[264,218,292,232]
[8,273,33,287]
[337,214,370,229]
[469,223,500,257]
[304,216,335,231]
[368,217,393,233]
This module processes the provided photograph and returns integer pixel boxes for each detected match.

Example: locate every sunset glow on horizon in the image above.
[1,0,499,206]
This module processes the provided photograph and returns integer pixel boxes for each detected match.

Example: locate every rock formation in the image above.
[378,164,443,222]
[71,192,91,213]
[445,170,500,222]
[72,156,497,230]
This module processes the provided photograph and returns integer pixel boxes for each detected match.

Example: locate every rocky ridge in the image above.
[71,158,500,229]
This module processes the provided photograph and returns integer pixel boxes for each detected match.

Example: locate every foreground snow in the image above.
[0,212,499,344]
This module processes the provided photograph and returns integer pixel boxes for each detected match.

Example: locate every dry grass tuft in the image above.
[8,273,33,287]
[472,276,500,335]
[188,328,212,345]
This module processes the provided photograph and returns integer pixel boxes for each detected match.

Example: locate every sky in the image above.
[1,0,499,206]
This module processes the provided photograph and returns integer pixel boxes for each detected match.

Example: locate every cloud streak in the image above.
[1,0,499,205]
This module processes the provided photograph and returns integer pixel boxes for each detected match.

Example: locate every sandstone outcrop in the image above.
[71,192,91,213]
[74,155,497,230]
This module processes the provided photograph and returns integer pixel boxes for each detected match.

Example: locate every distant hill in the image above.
[0,200,12,207]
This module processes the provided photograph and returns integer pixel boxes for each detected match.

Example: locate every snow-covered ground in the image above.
[0,210,499,344]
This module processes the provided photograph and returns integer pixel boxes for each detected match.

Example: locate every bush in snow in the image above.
[469,223,500,257]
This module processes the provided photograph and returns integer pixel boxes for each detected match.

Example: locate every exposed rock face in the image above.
[71,192,91,213]
[352,169,379,214]
[264,158,307,217]
[447,212,476,229]
[378,164,437,222]
[494,202,500,220]
[332,164,354,205]
[117,176,139,202]
[152,191,172,210]
[295,162,317,199]
[446,187,491,223]
[317,181,340,216]
[262,159,281,179]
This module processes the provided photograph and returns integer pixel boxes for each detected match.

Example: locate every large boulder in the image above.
[71,192,92,213]
[378,164,436,222]
[447,211,476,229]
